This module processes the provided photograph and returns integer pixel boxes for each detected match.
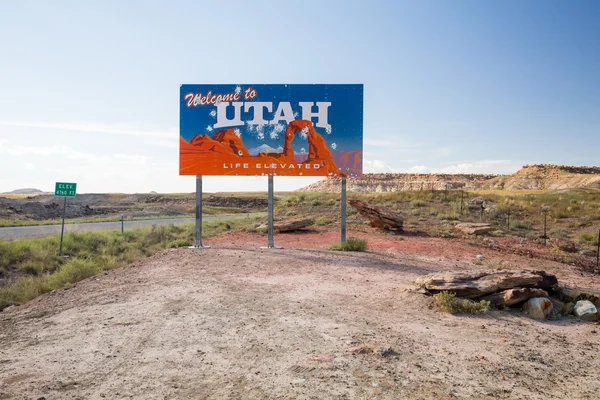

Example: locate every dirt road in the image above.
[1,236,599,399]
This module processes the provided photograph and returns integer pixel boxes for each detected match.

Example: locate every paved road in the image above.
[0,213,264,240]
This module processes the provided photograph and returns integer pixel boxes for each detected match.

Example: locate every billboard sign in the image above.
[180,84,363,177]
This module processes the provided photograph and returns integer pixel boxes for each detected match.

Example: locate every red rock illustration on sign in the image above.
[180,120,359,177]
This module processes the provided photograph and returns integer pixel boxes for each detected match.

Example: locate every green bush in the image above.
[549,228,571,239]
[509,219,532,230]
[410,200,426,208]
[580,233,600,246]
[313,217,332,226]
[168,239,192,248]
[434,291,490,314]
[0,218,260,309]
[330,237,367,252]
[47,259,102,289]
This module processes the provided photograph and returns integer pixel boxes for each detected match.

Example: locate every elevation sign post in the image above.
[341,177,347,243]
[54,182,77,257]
[191,175,210,249]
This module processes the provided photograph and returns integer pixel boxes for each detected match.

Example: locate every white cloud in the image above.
[363,159,396,173]
[401,160,516,174]
[0,120,174,139]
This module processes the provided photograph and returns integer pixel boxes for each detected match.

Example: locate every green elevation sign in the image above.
[55,182,77,197]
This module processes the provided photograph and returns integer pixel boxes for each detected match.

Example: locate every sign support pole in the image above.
[341,176,347,243]
[262,175,282,249]
[190,175,210,249]
[59,196,67,257]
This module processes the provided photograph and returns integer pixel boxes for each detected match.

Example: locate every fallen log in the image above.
[348,200,403,232]
[258,218,312,233]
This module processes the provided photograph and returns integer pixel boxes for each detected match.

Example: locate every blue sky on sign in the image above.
[0,0,598,193]
[180,84,363,154]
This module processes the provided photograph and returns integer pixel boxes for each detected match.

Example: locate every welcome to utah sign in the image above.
[179,84,363,177]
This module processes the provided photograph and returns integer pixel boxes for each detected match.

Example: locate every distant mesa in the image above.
[2,188,46,195]
[149,191,158,194]
[298,164,600,192]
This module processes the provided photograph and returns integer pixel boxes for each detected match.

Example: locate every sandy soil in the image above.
[1,227,599,399]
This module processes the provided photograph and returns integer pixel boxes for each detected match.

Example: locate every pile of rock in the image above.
[467,196,497,212]
[415,270,599,321]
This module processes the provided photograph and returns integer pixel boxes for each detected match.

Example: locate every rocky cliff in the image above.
[298,165,600,192]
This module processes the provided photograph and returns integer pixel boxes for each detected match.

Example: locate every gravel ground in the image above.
[1,228,599,399]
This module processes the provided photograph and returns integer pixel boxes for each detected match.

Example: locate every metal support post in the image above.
[190,175,210,249]
[261,175,281,249]
[341,176,347,243]
[121,215,124,234]
[59,196,67,257]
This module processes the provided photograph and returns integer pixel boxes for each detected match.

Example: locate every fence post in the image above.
[507,206,510,232]
[121,215,124,234]
[460,190,464,215]
[542,208,548,246]
[59,196,67,257]
[596,229,599,270]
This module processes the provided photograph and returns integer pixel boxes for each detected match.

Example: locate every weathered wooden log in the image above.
[414,270,558,299]
[262,218,312,232]
[480,288,549,307]
[348,200,403,231]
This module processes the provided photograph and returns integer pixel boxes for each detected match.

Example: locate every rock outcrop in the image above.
[414,270,557,299]
[523,297,553,320]
[574,300,598,321]
[211,129,250,156]
[348,200,403,231]
[455,223,494,235]
[180,120,346,177]
[481,288,549,307]
[282,120,343,176]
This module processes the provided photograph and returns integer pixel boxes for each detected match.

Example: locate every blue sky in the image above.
[0,0,598,193]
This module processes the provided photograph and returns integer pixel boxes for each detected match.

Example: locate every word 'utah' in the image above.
[213,102,331,130]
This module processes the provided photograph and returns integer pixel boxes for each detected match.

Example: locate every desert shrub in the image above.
[434,291,490,314]
[509,219,532,230]
[410,200,426,208]
[167,239,192,248]
[0,218,258,309]
[313,217,332,226]
[47,259,102,289]
[438,213,459,221]
[311,200,321,207]
[564,302,576,315]
[580,233,600,246]
[330,238,367,252]
[549,228,570,239]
